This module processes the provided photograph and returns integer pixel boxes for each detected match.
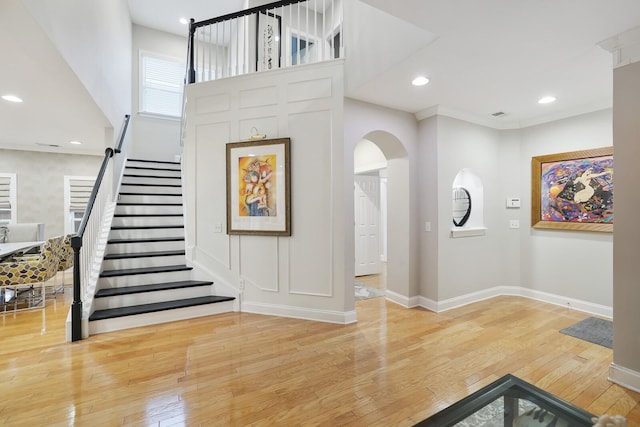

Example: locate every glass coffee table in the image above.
[415,374,594,426]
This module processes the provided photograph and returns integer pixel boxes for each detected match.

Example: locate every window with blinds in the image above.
[0,174,16,224]
[65,176,96,234]
[139,51,185,118]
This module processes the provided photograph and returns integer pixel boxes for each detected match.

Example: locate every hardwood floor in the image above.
[1,286,639,426]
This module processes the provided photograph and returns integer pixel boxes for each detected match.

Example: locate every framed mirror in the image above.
[452,186,471,227]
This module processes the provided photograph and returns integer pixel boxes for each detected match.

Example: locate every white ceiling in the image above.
[2,0,640,156]
[0,0,112,156]
[128,0,640,129]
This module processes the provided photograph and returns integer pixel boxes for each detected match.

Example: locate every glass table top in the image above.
[415,374,594,427]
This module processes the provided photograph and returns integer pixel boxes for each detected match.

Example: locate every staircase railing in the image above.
[187,0,343,84]
[70,114,131,341]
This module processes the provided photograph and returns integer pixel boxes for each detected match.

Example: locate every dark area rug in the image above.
[560,317,612,349]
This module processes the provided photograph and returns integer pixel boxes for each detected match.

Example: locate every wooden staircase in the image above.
[88,158,234,335]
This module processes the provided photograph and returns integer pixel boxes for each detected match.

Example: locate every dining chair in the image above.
[0,235,63,311]
[55,233,74,292]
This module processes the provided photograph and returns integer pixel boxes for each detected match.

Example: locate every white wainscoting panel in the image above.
[239,235,280,292]
[239,85,278,109]
[196,93,230,114]
[288,77,332,103]
[288,109,333,296]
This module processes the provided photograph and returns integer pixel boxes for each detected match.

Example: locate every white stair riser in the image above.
[102,254,186,271]
[118,194,183,204]
[106,240,185,253]
[122,176,181,186]
[109,227,185,240]
[119,184,182,195]
[93,286,213,310]
[99,269,192,287]
[124,168,181,178]
[111,216,184,227]
[115,205,183,215]
[88,300,235,335]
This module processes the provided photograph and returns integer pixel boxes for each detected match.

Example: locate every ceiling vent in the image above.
[491,111,506,117]
[35,142,59,148]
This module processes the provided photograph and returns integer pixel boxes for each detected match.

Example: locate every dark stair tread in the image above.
[119,192,182,196]
[125,166,181,172]
[100,265,192,277]
[122,174,180,179]
[128,158,180,165]
[88,295,234,321]
[95,280,213,298]
[117,202,183,206]
[121,183,182,188]
[110,225,184,230]
[114,213,184,217]
[104,250,185,260]
[108,237,185,244]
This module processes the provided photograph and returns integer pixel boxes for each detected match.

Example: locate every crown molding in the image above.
[598,25,640,69]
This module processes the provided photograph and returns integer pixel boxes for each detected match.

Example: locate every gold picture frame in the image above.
[226,138,291,236]
[531,146,613,232]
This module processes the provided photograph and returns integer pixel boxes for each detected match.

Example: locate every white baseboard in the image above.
[385,289,420,308]
[243,301,357,324]
[609,363,640,393]
[417,286,612,319]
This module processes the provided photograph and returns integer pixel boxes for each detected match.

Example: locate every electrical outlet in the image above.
[509,220,520,229]
[239,279,245,290]
[425,222,431,232]
[214,223,222,233]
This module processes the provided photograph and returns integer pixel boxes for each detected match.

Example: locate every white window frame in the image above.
[285,27,322,66]
[0,173,17,225]
[138,50,185,120]
[64,176,96,235]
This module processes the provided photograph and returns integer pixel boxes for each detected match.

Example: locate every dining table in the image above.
[0,241,44,260]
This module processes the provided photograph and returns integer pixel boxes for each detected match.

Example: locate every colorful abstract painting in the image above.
[540,155,613,223]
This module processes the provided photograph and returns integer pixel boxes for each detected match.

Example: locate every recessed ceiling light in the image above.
[2,94,23,103]
[69,140,82,145]
[412,76,430,86]
[538,95,557,104]
[179,17,189,25]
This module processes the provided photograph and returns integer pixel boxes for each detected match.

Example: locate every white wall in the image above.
[354,139,386,173]
[415,110,612,310]
[130,25,187,161]
[435,116,511,299]
[344,99,420,302]
[24,0,132,132]
[184,61,351,322]
[520,109,613,306]
[417,116,439,301]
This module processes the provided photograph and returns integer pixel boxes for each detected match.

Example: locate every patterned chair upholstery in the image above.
[0,235,63,310]
[56,234,75,290]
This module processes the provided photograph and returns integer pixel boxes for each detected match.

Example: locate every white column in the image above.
[600,26,640,393]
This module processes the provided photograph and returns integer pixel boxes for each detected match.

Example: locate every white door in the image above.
[354,174,381,276]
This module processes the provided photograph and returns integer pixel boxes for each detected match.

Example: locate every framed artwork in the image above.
[226,138,291,236]
[256,11,281,72]
[531,147,613,232]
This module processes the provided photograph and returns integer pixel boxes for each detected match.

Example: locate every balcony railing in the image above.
[187,0,343,84]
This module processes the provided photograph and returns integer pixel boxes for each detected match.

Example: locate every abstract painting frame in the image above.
[226,138,291,236]
[531,146,613,232]
[256,11,281,72]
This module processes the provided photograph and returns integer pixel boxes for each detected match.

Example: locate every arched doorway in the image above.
[353,131,410,303]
